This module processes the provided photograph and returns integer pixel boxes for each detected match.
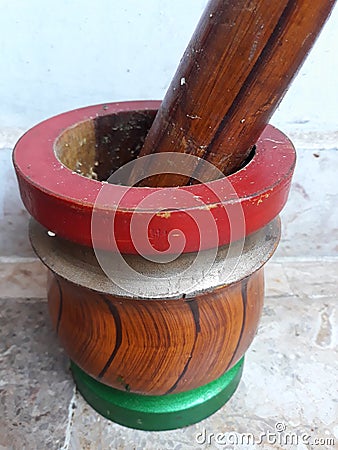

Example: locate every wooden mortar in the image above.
[13,101,295,430]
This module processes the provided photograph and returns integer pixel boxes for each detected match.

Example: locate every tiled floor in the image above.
[0,259,337,450]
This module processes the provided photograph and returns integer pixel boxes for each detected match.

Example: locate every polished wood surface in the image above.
[132,0,334,187]
[48,269,264,395]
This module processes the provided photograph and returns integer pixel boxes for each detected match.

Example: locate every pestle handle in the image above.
[131,0,335,187]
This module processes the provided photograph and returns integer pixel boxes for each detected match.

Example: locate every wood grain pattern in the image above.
[132,0,335,187]
[47,269,264,395]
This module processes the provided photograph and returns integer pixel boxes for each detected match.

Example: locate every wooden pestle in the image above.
[130,0,335,187]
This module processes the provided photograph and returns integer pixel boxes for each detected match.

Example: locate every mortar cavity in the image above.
[54,107,255,185]
[54,109,157,181]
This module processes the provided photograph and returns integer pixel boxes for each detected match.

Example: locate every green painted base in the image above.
[71,358,244,431]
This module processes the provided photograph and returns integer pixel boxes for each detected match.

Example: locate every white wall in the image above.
[1,0,337,132]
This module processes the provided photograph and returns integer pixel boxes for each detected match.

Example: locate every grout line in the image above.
[265,293,336,300]
[0,256,39,264]
[269,128,338,150]
[0,255,337,265]
[61,385,77,450]
[270,256,338,263]
[0,297,46,303]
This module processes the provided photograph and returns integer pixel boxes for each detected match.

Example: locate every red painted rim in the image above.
[13,101,296,253]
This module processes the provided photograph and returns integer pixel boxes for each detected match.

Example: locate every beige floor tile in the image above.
[283,260,338,298]
[67,295,337,450]
[264,261,293,297]
[0,298,74,450]
[0,260,47,298]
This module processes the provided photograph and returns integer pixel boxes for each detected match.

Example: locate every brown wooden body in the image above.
[47,269,264,395]
[133,0,334,187]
